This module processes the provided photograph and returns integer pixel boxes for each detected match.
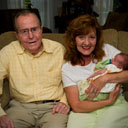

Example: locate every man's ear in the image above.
[41,25,43,33]
[14,31,18,39]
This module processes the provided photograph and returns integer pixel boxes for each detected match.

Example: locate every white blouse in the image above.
[62,44,121,87]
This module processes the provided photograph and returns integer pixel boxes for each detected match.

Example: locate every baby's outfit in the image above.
[78,59,122,101]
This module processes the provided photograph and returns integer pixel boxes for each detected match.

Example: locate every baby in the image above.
[78,53,128,101]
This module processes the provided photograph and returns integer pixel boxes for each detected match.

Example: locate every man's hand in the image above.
[0,115,14,128]
[52,102,70,115]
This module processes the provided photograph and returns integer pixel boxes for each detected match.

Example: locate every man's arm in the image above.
[0,95,14,128]
[0,115,14,128]
[52,102,70,115]
[52,92,70,115]
[0,46,14,127]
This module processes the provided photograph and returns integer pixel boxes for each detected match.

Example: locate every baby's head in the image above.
[111,53,128,70]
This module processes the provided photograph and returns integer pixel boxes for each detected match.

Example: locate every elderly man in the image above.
[0,9,69,128]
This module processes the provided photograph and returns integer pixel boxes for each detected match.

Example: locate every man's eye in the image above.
[32,28,37,32]
[21,30,28,33]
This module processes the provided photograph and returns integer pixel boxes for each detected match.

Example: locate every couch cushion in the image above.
[42,33,65,45]
[0,31,17,50]
[1,78,10,108]
[118,31,128,54]
[102,29,118,48]
[42,29,118,49]
[0,30,118,49]
[0,32,66,49]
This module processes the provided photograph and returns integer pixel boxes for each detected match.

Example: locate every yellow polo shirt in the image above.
[0,39,67,116]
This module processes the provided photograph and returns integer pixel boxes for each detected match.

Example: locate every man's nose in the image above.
[28,30,34,38]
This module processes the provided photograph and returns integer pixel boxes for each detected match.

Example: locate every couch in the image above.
[102,12,128,31]
[0,29,128,109]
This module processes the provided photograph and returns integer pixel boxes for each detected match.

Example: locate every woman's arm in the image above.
[86,70,128,99]
[64,85,120,113]
[105,70,128,83]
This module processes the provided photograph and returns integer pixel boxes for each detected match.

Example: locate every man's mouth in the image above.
[28,41,36,44]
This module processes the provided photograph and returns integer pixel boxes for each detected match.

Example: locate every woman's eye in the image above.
[78,35,84,39]
[90,36,95,39]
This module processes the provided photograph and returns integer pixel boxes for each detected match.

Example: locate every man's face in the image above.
[15,13,43,55]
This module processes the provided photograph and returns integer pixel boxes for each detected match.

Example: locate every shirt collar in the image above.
[42,39,54,53]
[16,39,54,55]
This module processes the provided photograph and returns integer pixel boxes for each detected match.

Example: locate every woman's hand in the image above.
[85,75,107,100]
[107,84,120,105]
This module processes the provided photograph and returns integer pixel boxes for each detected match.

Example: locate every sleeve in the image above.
[0,104,7,116]
[62,63,76,87]
[62,72,76,87]
[0,48,9,116]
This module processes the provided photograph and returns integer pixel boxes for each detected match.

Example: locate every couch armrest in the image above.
[122,83,128,102]
[1,78,10,108]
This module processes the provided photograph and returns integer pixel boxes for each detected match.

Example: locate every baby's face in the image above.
[111,54,124,69]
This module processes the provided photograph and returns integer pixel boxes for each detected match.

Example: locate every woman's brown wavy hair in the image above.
[64,14,105,65]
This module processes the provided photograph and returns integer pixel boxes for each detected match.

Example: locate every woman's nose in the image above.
[83,37,90,45]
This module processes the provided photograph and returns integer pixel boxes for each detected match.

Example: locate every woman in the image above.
[62,14,128,128]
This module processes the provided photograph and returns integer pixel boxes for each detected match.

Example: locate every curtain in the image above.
[7,0,63,32]
[31,0,63,32]
[93,0,113,25]
[7,0,24,9]
[7,0,113,32]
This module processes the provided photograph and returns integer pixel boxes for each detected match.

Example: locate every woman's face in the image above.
[75,29,97,57]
